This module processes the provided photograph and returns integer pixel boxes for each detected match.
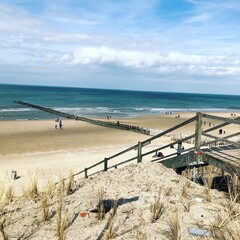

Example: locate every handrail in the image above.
[86,159,105,170]
[81,114,240,178]
[108,156,138,170]
[141,116,197,144]
[202,114,240,125]
[14,101,240,179]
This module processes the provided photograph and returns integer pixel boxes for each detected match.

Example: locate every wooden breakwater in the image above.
[14,101,150,135]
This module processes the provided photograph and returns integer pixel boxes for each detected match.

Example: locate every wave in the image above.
[0,108,32,112]
[150,108,230,112]
[228,106,240,110]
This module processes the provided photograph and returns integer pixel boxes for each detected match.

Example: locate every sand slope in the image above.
[2,162,236,240]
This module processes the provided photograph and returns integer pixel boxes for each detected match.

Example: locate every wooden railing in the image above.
[14,101,240,178]
[73,113,240,178]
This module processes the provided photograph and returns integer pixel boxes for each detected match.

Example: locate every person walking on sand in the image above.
[59,120,63,130]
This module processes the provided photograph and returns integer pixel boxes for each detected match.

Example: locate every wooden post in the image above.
[137,141,142,163]
[177,142,182,156]
[104,158,108,171]
[84,168,88,178]
[192,166,196,182]
[195,112,202,162]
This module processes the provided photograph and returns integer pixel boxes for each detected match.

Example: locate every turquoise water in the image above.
[0,84,240,120]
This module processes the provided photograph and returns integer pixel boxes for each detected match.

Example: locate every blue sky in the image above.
[0,0,240,94]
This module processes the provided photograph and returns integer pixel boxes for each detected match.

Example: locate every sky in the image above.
[0,0,240,94]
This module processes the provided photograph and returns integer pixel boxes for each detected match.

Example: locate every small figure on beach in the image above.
[59,120,63,130]
[219,129,222,135]
[55,124,58,129]
[157,152,164,158]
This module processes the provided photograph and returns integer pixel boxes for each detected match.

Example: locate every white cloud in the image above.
[0,4,41,33]
[185,13,210,23]
[70,46,240,78]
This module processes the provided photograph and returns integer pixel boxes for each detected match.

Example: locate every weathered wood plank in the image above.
[204,152,240,174]
[202,113,240,125]
[141,116,197,145]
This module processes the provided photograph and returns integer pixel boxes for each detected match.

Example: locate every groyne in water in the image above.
[14,101,150,135]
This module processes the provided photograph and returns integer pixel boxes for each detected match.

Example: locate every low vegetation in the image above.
[0,163,240,239]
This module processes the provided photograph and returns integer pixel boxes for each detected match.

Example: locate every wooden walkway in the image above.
[70,112,240,178]
[202,145,240,174]
[14,101,240,177]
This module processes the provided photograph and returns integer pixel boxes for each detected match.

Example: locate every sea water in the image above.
[0,84,240,120]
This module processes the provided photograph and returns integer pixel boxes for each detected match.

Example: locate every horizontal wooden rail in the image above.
[86,159,105,171]
[108,156,138,170]
[202,114,240,125]
[141,116,197,145]
[202,133,240,147]
[105,145,137,161]
[76,114,240,178]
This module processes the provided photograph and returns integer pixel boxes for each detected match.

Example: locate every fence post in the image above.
[84,168,88,178]
[177,141,182,156]
[194,112,202,163]
[137,141,142,163]
[104,158,108,171]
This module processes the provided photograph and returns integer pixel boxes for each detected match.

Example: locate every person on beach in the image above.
[59,120,63,130]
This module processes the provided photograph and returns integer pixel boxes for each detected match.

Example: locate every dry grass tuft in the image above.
[0,222,8,240]
[167,207,181,240]
[181,181,191,198]
[136,231,147,240]
[104,197,119,240]
[66,171,74,195]
[45,180,55,199]
[0,198,18,240]
[211,210,240,239]
[204,186,212,202]
[27,177,38,199]
[150,188,165,223]
[227,174,239,215]
[40,193,51,222]
[144,179,155,192]
[0,184,14,212]
[56,188,67,240]
[204,169,213,202]
[104,217,117,240]
[97,187,105,221]
[181,200,192,212]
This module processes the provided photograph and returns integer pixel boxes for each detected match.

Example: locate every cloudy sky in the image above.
[0,0,240,94]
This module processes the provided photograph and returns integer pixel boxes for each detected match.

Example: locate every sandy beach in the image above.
[0,111,239,194]
[0,111,240,239]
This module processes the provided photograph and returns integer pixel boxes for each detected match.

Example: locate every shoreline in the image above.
[1,108,240,122]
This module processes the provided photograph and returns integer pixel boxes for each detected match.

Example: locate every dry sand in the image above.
[0,112,239,194]
[0,112,240,239]
[2,162,239,239]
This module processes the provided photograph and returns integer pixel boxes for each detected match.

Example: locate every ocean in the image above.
[0,84,240,120]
